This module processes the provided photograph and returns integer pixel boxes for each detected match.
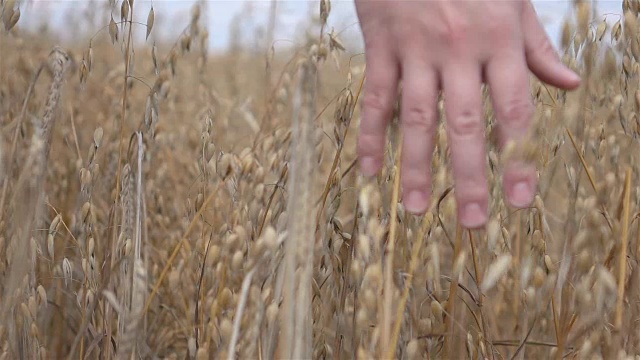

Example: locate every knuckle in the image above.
[540,38,558,58]
[362,87,394,115]
[441,19,469,44]
[402,103,437,134]
[363,36,385,55]
[455,180,488,202]
[449,108,484,137]
[488,20,512,36]
[403,178,430,194]
[402,168,430,189]
[488,23,516,50]
[532,36,558,60]
[498,98,533,130]
[357,133,382,156]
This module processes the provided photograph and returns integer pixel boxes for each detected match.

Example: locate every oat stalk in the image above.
[228,268,256,360]
[380,138,401,357]
[2,47,69,345]
[280,56,318,360]
[315,69,365,225]
[444,224,464,359]
[387,211,435,359]
[614,167,632,329]
[143,185,221,316]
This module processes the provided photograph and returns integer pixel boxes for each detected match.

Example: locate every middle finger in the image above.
[442,62,489,228]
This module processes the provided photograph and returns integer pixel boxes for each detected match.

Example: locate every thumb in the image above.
[523,2,581,89]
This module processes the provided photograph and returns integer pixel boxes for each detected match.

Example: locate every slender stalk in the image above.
[444,224,464,359]
[228,269,256,360]
[614,167,632,329]
[469,229,491,358]
[0,64,44,222]
[315,70,366,226]
[380,140,402,357]
[104,5,136,358]
[143,185,221,316]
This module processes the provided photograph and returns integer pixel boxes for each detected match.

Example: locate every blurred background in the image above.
[18,0,626,54]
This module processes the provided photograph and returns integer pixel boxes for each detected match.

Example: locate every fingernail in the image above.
[510,181,534,208]
[461,202,487,229]
[359,156,378,177]
[404,190,429,214]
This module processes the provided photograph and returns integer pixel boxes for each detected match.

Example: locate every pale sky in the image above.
[18,1,625,53]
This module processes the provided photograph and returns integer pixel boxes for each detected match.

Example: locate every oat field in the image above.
[1,0,640,359]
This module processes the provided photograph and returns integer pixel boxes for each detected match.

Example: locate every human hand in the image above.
[355,0,581,228]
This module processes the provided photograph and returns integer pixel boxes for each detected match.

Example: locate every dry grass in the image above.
[1,0,640,359]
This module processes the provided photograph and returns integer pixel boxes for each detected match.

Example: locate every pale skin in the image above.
[354,0,582,228]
